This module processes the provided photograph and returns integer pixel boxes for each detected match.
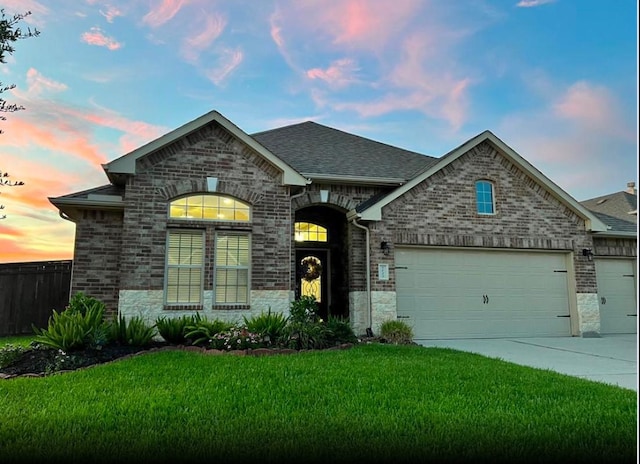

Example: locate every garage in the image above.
[595,258,637,334]
[395,247,572,339]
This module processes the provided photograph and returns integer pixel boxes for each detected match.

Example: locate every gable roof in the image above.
[580,190,637,234]
[350,130,609,233]
[252,121,438,185]
[103,110,308,187]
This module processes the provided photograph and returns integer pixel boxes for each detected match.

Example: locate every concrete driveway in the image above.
[417,334,638,391]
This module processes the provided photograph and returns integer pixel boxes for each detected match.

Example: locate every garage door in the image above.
[595,259,637,334]
[395,248,572,339]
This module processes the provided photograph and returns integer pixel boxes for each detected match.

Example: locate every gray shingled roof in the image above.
[52,184,124,201]
[580,191,637,232]
[252,121,437,181]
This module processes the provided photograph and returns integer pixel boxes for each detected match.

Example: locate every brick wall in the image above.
[71,209,123,316]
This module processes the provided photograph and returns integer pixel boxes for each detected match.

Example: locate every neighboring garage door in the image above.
[595,258,637,334]
[395,248,572,339]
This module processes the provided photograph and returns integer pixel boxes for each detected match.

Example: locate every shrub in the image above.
[243,309,288,346]
[379,319,414,345]
[0,344,27,369]
[281,321,330,350]
[184,314,234,346]
[66,292,106,317]
[210,327,263,351]
[289,295,319,324]
[107,315,156,347]
[33,300,107,352]
[156,315,195,344]
[325,316,358,345]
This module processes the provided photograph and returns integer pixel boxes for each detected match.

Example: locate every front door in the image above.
[296,249,330,320]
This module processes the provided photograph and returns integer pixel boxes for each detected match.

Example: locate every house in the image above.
[49,110,638,339]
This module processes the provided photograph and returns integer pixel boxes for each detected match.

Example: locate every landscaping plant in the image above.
[184,313,234,346]
[156,315,195,344]
[379,319,414,345]
[107,315,156,347]
[243,308,288,346]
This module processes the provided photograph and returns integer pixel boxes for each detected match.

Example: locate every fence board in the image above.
[0,260,72,336]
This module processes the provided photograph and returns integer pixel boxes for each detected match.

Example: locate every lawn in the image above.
[0,338,637,463]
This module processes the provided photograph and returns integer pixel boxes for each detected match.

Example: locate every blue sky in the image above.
[0,0,637,262]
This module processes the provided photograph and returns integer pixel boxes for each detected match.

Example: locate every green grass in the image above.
[0,339,637,463]
[0,334,34,347]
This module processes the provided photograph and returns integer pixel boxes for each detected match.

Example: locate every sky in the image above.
[0,0,637,264]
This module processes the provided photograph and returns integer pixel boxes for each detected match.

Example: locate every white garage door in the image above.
[395,248,572,339]
[595,259,637,334]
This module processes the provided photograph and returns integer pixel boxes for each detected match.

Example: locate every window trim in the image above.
[475,180,496,215]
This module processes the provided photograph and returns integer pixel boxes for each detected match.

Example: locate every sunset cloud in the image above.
[181,12,227,63]
[142,0,190,28]
[306,58,360,88]
[100,5,124,23]
[516,0,555,7]
[81,27,123,50]
[25,68,67,97]
[204,48,243,86]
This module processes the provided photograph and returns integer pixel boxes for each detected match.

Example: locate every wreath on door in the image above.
[301,256,322,282]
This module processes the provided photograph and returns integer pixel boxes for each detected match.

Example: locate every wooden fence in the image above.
[0,260,72,336]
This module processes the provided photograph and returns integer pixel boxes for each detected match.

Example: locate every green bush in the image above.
[379,320,414,345]
[66,292,106,317]
[281,321,330,350]
[243,309,288,346]
[184,314,233,346]
[156,315,195,344]
[33,300,107,352]
[107,315,156,347]
[325,316,358,345]
[289,295,319,323]
[0,344,27,368]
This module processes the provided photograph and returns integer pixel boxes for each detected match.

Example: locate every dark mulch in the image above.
[0,343,168,377]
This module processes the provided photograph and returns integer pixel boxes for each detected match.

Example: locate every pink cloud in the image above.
[25,68,67,97]
[181,13,227,63]
[0,0,49,26]
[81,27,123,50]
[143,0,190,28]
[306,58,360,88]
[553,81,625,136]
[100,5,124,23]
[205,48,243,86]
[516,0,555,7]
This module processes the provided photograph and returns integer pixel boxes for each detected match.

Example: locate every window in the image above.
[294,222,327,242]
[165,230,204,305]
[476,180,495,215]
[169,194,250,221]
[215,233,250,304]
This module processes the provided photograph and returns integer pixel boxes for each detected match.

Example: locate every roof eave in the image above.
[304,173,405,186]
[48,196,124,221]
[591,230,638,239]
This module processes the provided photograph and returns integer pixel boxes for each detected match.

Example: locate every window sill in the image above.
[212,305,251,311]
[163,305,203,311]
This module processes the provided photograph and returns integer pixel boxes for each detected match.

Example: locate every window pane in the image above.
[476,181,494,214]
[166,230,203,305]
[214,234,250,305]
[169,194,250,222]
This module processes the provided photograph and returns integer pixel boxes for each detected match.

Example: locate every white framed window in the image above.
[476,180,495,215]
[214,233,250,305]
[165,230,204,305]
[169,194,250,221]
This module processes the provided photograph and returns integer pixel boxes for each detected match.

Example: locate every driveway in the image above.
[417,334,637,391]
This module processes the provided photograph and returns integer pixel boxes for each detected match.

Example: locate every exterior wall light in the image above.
[582,248,594,261]
[380,241,391,255]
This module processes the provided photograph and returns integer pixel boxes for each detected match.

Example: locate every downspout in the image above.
[289,186,309,303]
[351,218,372,334]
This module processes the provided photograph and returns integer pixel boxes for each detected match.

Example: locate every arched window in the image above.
[476,180,495,215]
[169,194,250,221]
[294,222,327,242]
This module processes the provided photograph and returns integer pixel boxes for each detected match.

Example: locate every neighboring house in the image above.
[579,183,638,334]
[49,110,638,339]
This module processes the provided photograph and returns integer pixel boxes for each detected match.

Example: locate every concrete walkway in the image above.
[417,334,638,391]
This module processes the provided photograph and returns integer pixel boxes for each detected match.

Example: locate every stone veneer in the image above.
[119,289,292,327]
[576,293,601,337]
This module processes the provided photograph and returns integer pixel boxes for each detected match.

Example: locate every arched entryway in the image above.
[294,205,348,321]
